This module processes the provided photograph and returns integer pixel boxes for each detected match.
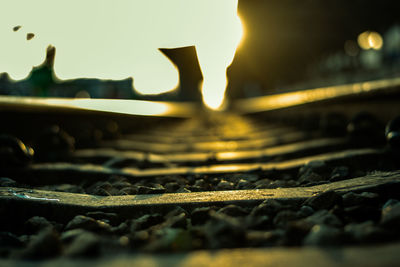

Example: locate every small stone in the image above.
[304,210,342,227]
[20,227,61,259]
[303,224,343,246]
[254,178,272,189]
[298,172,325,185]
[119,186,138,195]
[165,206,189,218]
[386,117,400,148]
[86,211,118,225]
[246,230,284,246]
[299,160,328,176]
[137,185,165,194]
[162,213,187,229]
[216,179,234,190]
[236,179,253,189]
[64,231,100,257]
[380,199,400,228]
[250,199,287,217]
[194,179,208,188]
[191,207,214,225]
[165,182,180,193]
[61,229,87,243]
[245,215,271,230]
[25,216,52,234]
[0,177,17,187]
[130,214,164,232]
[345,221,391,243]
[283,220,314,246]
[297,205,315,218]
[86,181,113,196]
[65,215,111,233]
[111,222,129,235]
[330,166,349,181]
[303,191,342,210]
[204,211,245,249]
[217,205,249,217]
[342,192,379,206]
[273,210,300,228]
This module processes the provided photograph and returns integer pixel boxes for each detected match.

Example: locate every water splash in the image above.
[0,0,243,108]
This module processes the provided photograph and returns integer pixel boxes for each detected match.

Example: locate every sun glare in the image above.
[0,0,243,108]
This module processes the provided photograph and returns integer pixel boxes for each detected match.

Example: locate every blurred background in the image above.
[1,0,399,102]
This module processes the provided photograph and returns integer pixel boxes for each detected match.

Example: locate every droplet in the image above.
[13,25,22,32]
[26,33,35,40]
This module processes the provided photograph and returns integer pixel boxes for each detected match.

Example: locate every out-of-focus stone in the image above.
[303,224,343,246]
[381,199,400,228]
[65,215,111,233]
[303,191,342,210]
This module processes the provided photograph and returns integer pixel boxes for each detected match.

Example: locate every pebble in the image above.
[137,185,166,194]
[111,222,129,235]
[217,205,249,217]
[273,210,301,228]
[19,227,61,259]
[250,199,287,217]
[130,214,164,232]
[303,224,343,246]
[204,211,245,249]
[386,117,400,148]
[297,205,315,217]
[330,166,349,181]
[342,192,379,206]
[86,211,118,225]
[164,182,180,193]
[0,177,17,187]
[216,179,235,190]
[304,210,342,227]
[61,229,87,243]
[303,190,342,210]
[380,199,400,228]
[345,221,391,243]
[65,215,111,233]
[191,207,214,225]
[245,215,271,230]
[236,179,253,189]
[24,216,52,234]
[299,160,328,177]
[64,231,101,257]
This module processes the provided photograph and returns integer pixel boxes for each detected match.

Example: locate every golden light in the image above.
[0,0,243,109]
[357,31,383,50]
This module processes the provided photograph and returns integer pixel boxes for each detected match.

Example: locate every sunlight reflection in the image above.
[0,0,243,109]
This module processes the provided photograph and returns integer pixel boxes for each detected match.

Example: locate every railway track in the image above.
[1,77,400,266]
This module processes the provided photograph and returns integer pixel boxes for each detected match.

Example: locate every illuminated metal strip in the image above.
[26,148,380,182]
[100,131,306,153]
[0,96,200,118]
[74,137,346,164]
[1,171,399,208]
[233,77,400,114]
